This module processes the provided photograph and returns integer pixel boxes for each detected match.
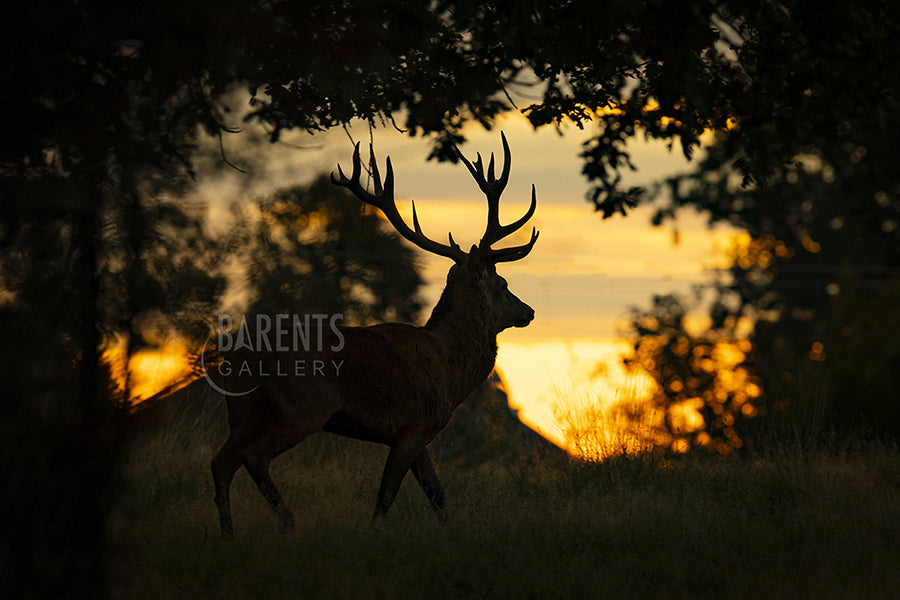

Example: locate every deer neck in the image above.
[425,278,497,405]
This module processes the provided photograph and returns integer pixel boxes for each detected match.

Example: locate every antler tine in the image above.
[331,144,466,263]
[498,131,511,187]
[456,149,480,185]
[491,227,540,263]
[488,183,538,241]
[455,133,512,200]
[330,142,376,204]
[370,144,387,197]
[456,132,536,256]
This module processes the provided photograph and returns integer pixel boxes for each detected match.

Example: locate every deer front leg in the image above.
[211,442,243,538]
[372,438,424,522]
[411,448,447,524]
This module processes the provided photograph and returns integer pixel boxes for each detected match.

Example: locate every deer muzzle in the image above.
[515,304,535,328]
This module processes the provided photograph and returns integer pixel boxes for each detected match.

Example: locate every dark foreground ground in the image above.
[107,392,900,599]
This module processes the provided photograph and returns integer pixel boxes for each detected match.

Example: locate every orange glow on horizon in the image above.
[105,342,194,404]
[103,335,763,460]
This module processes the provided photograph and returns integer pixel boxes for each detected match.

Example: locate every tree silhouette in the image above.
[623,34,900,441]
[0,190,224,596]
[639,120,900,441]
[9,2,895,218]
[231,176,425,325]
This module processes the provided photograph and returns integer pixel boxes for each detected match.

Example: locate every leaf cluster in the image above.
[8,1,896,218]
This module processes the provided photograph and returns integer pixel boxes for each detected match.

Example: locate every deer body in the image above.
[211,134,537,535]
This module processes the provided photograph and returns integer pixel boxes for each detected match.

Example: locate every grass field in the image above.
[107,407,900,599]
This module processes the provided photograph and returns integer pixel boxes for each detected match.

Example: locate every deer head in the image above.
[330,132,538,335]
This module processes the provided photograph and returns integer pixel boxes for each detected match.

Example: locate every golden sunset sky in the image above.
[128,110,737,450]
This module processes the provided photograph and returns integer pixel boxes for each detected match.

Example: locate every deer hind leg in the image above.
[411,448,447,524]
[211,440,243,538]
[372,438,426,523]
[243,451,296,534]
[211,428,308,537]
[213,385,340,535]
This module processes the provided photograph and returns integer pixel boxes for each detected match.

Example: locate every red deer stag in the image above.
[211,132,538,536]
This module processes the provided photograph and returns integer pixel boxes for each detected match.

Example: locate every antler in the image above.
[331,143,467,262]
[456,132,539,263]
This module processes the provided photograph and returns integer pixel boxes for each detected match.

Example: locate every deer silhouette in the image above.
[211,132,538,536]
